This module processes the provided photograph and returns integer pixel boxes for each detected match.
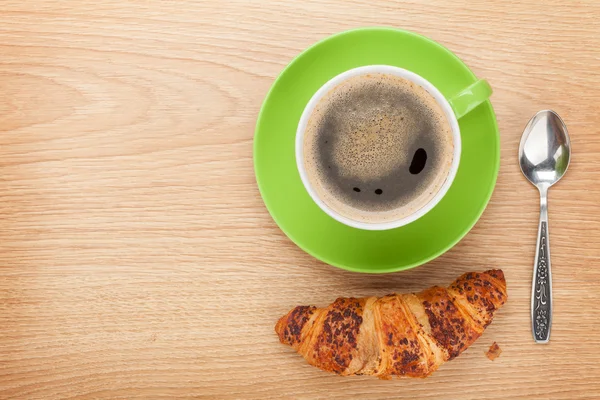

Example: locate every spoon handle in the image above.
[532,189,552,343]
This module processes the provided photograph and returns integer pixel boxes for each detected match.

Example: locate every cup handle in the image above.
[448,80,492,119]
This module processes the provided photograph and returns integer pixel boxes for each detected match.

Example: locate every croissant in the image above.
[275,269,507,378]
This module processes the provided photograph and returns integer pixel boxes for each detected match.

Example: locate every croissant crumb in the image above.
[486,342,502,361]
[275,269,507,378]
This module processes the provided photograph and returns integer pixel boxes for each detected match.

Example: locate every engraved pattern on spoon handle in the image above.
[532,191,552,343]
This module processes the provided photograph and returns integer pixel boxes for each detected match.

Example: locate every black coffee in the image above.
[303,73,454,223]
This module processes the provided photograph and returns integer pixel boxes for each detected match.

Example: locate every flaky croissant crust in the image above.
[276,269,507,378]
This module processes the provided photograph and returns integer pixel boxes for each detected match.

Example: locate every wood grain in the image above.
[1,1,599,399]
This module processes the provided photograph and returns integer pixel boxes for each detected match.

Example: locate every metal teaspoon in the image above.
[519,110,571,343]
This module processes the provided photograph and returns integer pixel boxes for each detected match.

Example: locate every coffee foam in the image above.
[303,73,454,224]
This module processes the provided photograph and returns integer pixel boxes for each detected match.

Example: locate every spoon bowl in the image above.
[519,110,571,189]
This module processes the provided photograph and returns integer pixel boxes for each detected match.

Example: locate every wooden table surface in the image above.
[1,1,600,399]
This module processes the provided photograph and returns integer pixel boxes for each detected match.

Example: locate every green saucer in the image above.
[254,28,499,273]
